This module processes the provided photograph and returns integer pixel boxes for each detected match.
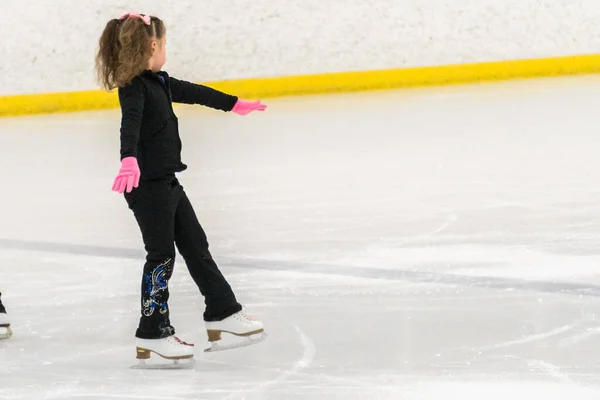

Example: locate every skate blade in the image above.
[0,326,12,340]
[130,358,195,370]
[204,332,268,353]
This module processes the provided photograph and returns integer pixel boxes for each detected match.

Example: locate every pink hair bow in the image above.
[119,12,151,25]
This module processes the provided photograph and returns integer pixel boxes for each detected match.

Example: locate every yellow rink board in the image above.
[2,54,600,117]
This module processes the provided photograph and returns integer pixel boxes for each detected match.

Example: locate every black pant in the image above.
[125,176,242,339]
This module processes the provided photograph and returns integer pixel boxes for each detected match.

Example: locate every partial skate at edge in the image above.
[204,329,268,353]
[0,325,12,340]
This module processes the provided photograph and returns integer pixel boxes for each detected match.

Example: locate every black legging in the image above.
[125,176,242,340]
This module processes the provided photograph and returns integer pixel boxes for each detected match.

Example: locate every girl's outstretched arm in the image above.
[169,76,238,111]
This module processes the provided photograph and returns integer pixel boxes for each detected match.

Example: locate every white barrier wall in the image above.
[2,0,600,96]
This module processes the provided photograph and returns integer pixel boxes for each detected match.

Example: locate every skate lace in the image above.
[238,312,256,321]
[171,336,194,347]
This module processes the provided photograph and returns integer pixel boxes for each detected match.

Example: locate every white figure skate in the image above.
[131,335,195,369]
[0,312,11,340]
[204,311,267,352]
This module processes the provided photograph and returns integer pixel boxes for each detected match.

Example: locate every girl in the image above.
[96,12,267,366]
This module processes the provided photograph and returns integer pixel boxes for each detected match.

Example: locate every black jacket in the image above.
[118,70,238,180]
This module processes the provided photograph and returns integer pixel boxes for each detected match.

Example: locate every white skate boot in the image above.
[131,336,195,369]
[204,311,267,352]
[0,312,11,340]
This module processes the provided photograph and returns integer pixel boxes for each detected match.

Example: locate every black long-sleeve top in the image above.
[117,70,238,180]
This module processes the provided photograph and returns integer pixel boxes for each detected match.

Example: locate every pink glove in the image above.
[112,156,140,194]
[231,99,267,115]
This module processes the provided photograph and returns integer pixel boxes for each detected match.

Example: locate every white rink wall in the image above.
[2,0,600,95]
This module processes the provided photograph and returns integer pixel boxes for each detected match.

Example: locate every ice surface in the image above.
[2,76,600,399]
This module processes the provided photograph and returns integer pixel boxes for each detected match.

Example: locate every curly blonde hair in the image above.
[95,14,165,90]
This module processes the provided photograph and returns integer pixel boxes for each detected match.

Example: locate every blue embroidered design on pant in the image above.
[142,259,171,317]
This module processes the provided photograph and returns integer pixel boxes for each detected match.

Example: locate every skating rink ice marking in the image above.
[3,240,599,398]
[0,238,599,299]
[221,322,316,400]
